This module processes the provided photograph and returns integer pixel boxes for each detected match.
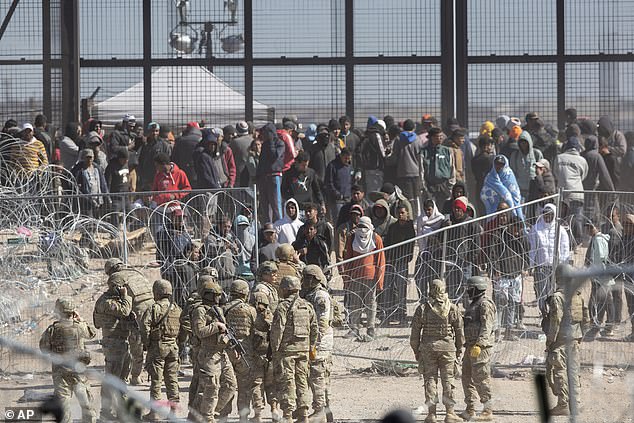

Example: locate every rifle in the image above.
[209,306,251,370]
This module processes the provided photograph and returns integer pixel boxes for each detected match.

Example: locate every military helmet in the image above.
[275,243,295,261]
[104,257,124,275]
[230,279,250,297]
[252,291,270,307]
[200,279,223,297]
[200,266,219,279]
[303,265,326,288]
[152,279,173,298]
[467,276,489,291]
[55,298,75,315]
[107,273,127,288]
[257,261,278,276]
[555,263,574,286]
[279,275,301,292]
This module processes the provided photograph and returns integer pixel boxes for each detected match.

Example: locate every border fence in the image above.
[0,187,632,421]
[2,1,634,132]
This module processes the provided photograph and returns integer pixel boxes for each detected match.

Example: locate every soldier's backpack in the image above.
[49,321,91,364]
[541,291,585,335]
[329,292,346,328]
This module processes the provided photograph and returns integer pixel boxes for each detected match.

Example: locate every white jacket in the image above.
[528,205,571,266]
[274,198,304,245]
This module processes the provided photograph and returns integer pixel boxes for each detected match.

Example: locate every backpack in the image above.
[541,291,585,335]
[329,291,346,328]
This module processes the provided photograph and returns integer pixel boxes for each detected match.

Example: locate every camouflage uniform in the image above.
[93,274,134,420]
[461,276,496,421]
[250,292,274,422]
[271,276,318,423]
[545,264,588,416]
[140,280,182,419]
[275,244,303,292]
[180,272,218,408]
[301,265,333,423]
[410,279,464,423]
[39,299,96,423]
[189,280,235,423]
[251,261,282,419]
[104,258,153,385]
[222,280,257,422]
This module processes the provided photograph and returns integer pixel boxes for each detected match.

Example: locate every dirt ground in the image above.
[0,251,633,422]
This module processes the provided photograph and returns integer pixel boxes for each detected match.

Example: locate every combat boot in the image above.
[459,407,475,421]
[444,406,462,423]
[550,402,570,416]
[249,410,263,423]
[474,408,493,421]
[308,408,327,423]
[424,405,437,423]
[271,402,282,423]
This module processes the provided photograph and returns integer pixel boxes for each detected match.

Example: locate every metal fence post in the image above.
[440,228,448,279]
[551,188,564,290]
[122,195,129,265]
[253,184,259,269]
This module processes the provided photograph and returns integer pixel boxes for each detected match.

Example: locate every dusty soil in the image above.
[0,250,632,422]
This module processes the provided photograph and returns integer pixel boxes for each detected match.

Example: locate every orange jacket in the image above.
[342,233,386,290]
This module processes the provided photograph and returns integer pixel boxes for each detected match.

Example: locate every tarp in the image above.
[94,66,274,127]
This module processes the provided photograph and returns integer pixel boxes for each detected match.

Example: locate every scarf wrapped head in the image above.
[480,155,525,221]
[429,279,451,318]
[352,216,376,254]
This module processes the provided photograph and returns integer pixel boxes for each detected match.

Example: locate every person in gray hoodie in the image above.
[553,136,589,244]
[370,198,396,238]
[598,115,626,187]
[510,130,543,200]
[387,119,423,217]
[582,135,615,222]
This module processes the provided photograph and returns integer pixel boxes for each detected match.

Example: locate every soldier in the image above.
[270,276,318,423]
[410,279,464,423]
[104,258,153,385]
[222,279,257,422]
[545,263,589,416]
[250,291,275,423]
[189,278,234,423]
[93,271,134,421]
[301,265,333,423]
[39,298,96,423]
[275,244,303,288]
[140,280,182,420]
[252,261,280,314]
[460,276,496,422]
[180,274,214,410]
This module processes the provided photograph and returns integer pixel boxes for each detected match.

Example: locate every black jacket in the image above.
[257,124,286,176]
[528,171,556,201]
[582,136,615,191]
[104,158,131,193]
[308,138,338,185]
[171,128,202,186]
[281,164,324,207]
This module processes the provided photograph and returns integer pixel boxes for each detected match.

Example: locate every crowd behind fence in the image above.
[0,185,632,421]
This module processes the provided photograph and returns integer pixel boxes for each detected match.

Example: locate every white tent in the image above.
[93,66,274,127]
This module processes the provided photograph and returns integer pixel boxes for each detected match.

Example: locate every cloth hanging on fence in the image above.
[481,155,524,221]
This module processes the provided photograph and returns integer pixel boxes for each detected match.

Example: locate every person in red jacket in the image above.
[151,152,192,205]
[278,121,297,172]
[342,216,385,340]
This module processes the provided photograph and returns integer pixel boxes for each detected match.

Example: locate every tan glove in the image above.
[469,345,481,358]
[309,346,317,361]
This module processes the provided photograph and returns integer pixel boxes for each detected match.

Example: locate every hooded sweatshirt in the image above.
[585,231,614,287]
[171,127,202,186]
[151,162,192,205]
[415,200,446,251]
[371,198,397,237]
[582,135,615,191]
[274,198,304,245]
[552,138,589,204]
[389,131,422,178]
[528,204,571,266]
[510,131,543,197]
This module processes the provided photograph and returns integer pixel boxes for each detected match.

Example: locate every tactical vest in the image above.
[93,293,129,338]
[464,296,494,346]
[151,301,181,341]
[184,295,203,347]
[421,303,453,342]
[253,283,279,314]
[276,262,301,286]
[50,320,81,354]
[118,269,153,315]
[224,300,254,340]
[305,288,331,327]
[282,296,312,345]
[195,304,229,350]
[252,311,272,355]
[569,292,584,324]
